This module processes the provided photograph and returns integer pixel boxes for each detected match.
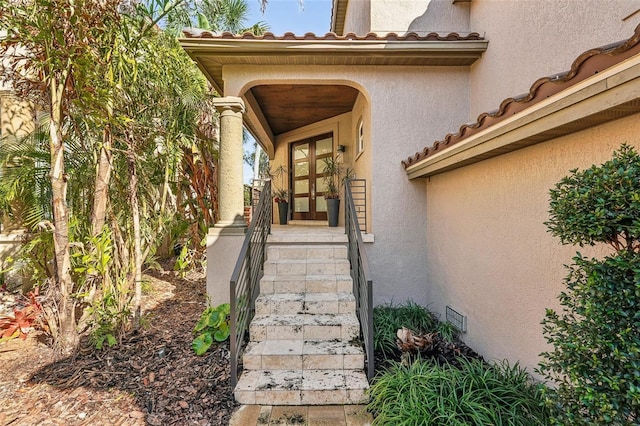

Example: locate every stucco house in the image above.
[179,0,640,404]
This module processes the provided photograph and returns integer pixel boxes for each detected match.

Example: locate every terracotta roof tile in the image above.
[402,24,640,169]
[181,29,483,42]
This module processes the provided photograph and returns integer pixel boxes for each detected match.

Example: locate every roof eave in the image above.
[181,48,224,95]
[405,54,640,179]
[178,38,488,54]
[331,0,348,35]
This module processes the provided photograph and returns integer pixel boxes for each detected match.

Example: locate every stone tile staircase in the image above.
[234,229,369,405]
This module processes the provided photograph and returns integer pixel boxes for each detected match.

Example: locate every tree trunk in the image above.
[126,147,142,322]
[49,75,77,354]
[90,124,113,236]
[253,144,261,181]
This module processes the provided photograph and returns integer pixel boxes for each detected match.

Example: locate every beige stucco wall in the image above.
[224,64,470,306]
[468,0,640,119]
[366,66,468,304]
[343,0,370,35]
[0,231,29,290]
[0,93,34,140]
[424,113,640,377]
[346,0,470,35]
[373,0,470,34]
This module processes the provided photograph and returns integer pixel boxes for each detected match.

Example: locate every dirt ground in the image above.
[0,264,238,426]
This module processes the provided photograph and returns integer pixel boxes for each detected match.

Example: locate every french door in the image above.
[291,133,333,220]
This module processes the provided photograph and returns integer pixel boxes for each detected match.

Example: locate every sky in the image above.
[245,0,333,36]
[242,0,333,183]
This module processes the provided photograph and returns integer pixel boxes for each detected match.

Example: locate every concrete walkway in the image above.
[229,405,372,425]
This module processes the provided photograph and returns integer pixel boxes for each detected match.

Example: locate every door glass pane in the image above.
[316,138,332,155]
[316,159,327,175]
[316,197,327,213]
[294,179,308,194]
[295,162,309,177]
[294,143,309,160]
[294,197,309,212]
[316,177,328,193]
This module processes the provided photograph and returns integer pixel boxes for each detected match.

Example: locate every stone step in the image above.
[236,231,368,407]
[267,232,348,244]
[249,313,360,341]
[267,244,348,261]
[263,258,351,276]
[255,293,356,316]
[243,339,365,371]
[260,274,353,295]
[234,369,369,405]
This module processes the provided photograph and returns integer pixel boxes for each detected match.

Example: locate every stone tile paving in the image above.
[229,405,372,426]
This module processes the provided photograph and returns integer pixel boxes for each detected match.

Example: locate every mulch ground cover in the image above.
[0,262,238,426]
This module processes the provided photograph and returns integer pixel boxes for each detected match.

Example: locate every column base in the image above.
[206,225,247,305]
[214,220,248,233]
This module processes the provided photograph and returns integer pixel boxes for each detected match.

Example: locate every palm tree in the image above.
[165,0,269,36]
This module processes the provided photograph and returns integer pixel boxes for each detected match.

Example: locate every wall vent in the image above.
[446,306,467,333]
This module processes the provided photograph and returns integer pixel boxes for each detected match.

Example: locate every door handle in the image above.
[311,183,315,200]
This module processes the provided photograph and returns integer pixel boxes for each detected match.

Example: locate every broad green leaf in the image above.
[192,333,213,356]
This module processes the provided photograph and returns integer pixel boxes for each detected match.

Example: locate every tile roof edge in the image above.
[402,23,640,169]
[180,28,483,42]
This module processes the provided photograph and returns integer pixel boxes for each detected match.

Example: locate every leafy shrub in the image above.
[174,243,194,278]
[539,144,640,425]
[369,358,549,425]
[540,254,640,424]
[73,230,131,350]
[373,301,438,359]
[546,143,640,251]
[85,277,132,350]
[192,302,230,355]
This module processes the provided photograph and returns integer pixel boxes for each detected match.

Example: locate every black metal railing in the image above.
[348,179,367,233]
[344,179,374,380]
[230,179,272,388]
[251,178,266,218]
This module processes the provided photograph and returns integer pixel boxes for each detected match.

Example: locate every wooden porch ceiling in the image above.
[250,84,359,135]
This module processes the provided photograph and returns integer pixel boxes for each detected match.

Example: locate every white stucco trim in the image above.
[406,53,640,179]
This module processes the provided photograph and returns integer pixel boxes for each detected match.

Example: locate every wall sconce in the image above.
[337,145,346,153]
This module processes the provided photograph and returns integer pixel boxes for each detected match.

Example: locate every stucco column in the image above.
[213,97,246,228]
[206,97,246,306]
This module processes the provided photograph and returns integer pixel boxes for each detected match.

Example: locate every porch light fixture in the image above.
[337,144,346,153]
[446,305,467,333]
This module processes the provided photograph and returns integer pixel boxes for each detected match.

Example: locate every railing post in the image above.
[230,279,237,387]
[367,277,374,379]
